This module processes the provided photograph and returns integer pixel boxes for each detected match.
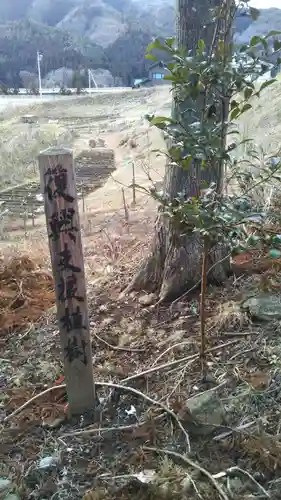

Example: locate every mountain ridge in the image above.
[0,1,280,88]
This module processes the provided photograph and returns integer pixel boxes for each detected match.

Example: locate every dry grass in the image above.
[208,300,251,332]
[0,87,169,242]
[0,120,75,190]
[2,83,281,499]
[2,215,281,499]
[238,78,281,155]
[0,253,55,333]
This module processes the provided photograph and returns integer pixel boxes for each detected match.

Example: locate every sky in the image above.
[250,0,281,6]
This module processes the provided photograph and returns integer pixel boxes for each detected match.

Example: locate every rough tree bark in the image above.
[130,0,234,301]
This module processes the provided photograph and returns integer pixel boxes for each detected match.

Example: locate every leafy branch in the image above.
[144,0,281,379]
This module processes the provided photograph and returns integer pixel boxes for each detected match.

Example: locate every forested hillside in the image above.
[105,29,154,86]
[0,1,280,88]
[0,20,107,88]
[0,0,76,25]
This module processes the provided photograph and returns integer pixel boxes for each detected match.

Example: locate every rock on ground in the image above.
[241,293,281,321]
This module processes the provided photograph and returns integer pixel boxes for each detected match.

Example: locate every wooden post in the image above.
[122,187,129,223]
[146,129,151,174]
[132,161,136,207]
[0,209,8,240]
[24,210,28,239]
[38,147,95,415]
[31,205,35,227]
[82,187,85,213]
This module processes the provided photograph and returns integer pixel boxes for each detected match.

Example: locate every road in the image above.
[0,87,131,113]
[0,95,49,112]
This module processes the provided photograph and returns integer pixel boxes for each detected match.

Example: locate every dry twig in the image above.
[93,330,145,353]
[61,413,165,438]
[97,382,191,451]
[121,339,239,384]
[62,423,140,438]
[143,446,229,500]
[3,384,66,423]
[200,236,209,379]
[4,340,238,423]
[152,341,194,367]
[3,382,191,451]
[227,466,270,498]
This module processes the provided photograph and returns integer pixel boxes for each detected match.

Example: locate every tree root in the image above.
[127,216,231,302]
[124,216,166,295]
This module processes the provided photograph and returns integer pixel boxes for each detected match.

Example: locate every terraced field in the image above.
[0,86,171,240]
[0,148,116,236]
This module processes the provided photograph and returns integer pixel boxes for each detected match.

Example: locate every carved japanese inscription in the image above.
[39,148,95,415]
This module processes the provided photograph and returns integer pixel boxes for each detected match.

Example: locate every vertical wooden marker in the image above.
[132,160,136,207]
[122,187,129,223]
[38,147,95,415]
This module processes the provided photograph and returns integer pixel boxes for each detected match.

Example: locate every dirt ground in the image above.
[2,84,281,500]
[0,87,171,242]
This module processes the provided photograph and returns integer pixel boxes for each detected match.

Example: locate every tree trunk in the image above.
[129,0,233,301]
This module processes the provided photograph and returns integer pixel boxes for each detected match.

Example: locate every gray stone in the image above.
[185,388,225,426]
[89,138,105,148]
[139,293,157,306]
[0,478,12,493]
[21,115,37,124]
[38,456,59,470]
[226,477,244,495]
[4,495,20,500]
[241,293,281,321]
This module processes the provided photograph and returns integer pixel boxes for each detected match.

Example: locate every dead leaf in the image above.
[245,371,270,390]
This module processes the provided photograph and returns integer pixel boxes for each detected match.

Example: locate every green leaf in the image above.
[272,235,281,246]
[239,44,248,53]
[249,7,260,20]
[165,37,175,48]
[167,63,175,71]
[145,53,158,61]
[169,146,183,162]
[230,99,239,109]
[247,234,260,246]
[182,155,193,169]
[273,39,281,52]
[149,116,174,126]
[163,74,177,81]
[146,39,165,53]
[229,107,241,121]
[240,138,253,146]
[240,103,252,115]
[269,248,281,259]
[227,130,240,135]
[258,79,276,93]
[244,87,253,100]
[197,39,205,55]
[250,35,263,47]
[265,30,281,39]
